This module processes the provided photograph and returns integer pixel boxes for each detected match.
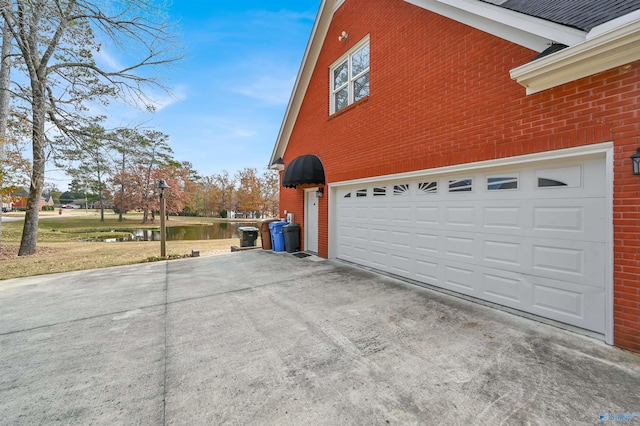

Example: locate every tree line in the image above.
[51,125,279,222]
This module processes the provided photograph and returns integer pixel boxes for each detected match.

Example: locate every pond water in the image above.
[99,223,258,242]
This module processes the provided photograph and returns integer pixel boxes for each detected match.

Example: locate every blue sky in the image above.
[47,0,320,188]
[147,0,319,176]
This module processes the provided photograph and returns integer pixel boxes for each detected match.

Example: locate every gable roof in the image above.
[270,0,640,167]
[484,0,640,32]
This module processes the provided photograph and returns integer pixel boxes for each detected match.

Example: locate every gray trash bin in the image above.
[238,226,259,247]
[283,224,300,253]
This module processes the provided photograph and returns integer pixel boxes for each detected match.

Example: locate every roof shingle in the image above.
[481,0,640,31]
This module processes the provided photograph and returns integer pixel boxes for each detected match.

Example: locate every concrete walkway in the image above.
[0,250,639,425]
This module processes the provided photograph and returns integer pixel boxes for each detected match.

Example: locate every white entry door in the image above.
[305,189,319,253]
[335,156,608,334]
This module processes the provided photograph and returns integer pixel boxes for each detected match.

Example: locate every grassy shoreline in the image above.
[0,211,263,280]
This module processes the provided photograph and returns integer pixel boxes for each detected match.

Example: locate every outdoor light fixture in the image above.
[316,187,324,198]
[157,179,170,257]
[272,157,285,171]
[338,31,348,41]
[631,148,640,176]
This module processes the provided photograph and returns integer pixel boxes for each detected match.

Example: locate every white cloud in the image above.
[234,75,295,105]
[147,84,188,111]
[93,47,124,72]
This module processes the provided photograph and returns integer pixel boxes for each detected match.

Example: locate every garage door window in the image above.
[418,181,437,194]
[373,187,386,196]
[536,166,581,188]
[449,179,473,192]
[394,184,410,195]
[356,189,367,197]
[487,176,518,190]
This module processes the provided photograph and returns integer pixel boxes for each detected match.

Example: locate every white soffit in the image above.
[510,17,640,94]
[403,0,586,52]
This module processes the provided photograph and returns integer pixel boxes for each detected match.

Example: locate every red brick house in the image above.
[270,0,640,352]
[11,189,53,210]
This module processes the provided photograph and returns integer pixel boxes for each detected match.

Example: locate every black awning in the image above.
[282,154,325,188]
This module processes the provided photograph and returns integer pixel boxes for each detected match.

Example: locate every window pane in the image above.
[538,178,568,188]
[488,177,518,190]
[352,44,369,76]
[335,88,348,111]
[449,179,473,192]
[354,73,369,101]
[394,184,409,195]
[373,187,386,196]
[333,61,348,89]
[418,181,437,194]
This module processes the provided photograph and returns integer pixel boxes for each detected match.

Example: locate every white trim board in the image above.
[403,0,586,51]
[329,143,613,188]
[510,17,640,94]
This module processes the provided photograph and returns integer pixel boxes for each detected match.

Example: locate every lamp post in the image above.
[157,179,170,257]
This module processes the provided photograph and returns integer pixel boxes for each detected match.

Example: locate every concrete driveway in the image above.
[1,250,639,425]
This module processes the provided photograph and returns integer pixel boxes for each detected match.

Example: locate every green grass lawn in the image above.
[0,211,261,280]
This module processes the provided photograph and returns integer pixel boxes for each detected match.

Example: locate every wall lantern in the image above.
[631,148,640,175]
[316,187,324,198]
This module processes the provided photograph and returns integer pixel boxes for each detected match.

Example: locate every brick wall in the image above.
[279,0,640,351]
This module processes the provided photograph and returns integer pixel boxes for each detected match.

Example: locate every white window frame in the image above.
[329,35,370,114]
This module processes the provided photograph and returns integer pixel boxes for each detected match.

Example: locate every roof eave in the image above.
[510,17,640,94]
[403,0,587,51]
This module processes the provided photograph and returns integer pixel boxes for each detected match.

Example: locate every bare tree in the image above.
[261,169,279,218]
[1,0,182,255]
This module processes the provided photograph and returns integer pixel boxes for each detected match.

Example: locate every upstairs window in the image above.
[330,37,370,114]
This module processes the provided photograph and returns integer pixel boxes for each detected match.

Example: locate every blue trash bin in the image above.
[269,221,288,252]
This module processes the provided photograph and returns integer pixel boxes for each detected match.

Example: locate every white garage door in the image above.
[335,156,607,333]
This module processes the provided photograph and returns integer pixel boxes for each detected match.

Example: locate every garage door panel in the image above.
[444,206,477,227]
[483,240,522,267]
[530,240,605,287]
[370,206,388,223]
[390,253,412,275]
[370,228,387,244]
[369,250,389,269]
[533,206,583,232]
[483,206,522,229]
[351,246,371,265]
[390,206,412,223]
[444,236,477,260]
[414,232,440,254]
[529,276,605,333]
[335,156,607,334]
[482,272,522,304]
[352,226,369,242]
[354,206,369,220]
[391,230,411,249]
[415,206,439,224]
[444,265,477,292]
[415,259,441,282]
